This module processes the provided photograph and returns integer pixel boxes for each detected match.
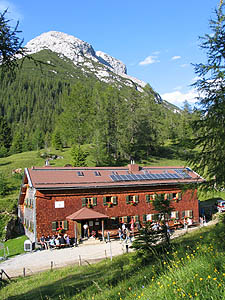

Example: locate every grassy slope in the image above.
[0,235,27,258]
[0,221,225,299]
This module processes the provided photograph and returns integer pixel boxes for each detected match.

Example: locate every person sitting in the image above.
[40,235,47,250]
[64,234,70,246]
[55,236,60,247]
[49,236,56,248]
[91,230,96,239]
[59,235,66,246]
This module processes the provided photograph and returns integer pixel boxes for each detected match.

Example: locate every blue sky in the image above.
[0,0,220,108]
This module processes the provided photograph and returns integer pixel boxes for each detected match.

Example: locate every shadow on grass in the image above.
[0,161,12,167]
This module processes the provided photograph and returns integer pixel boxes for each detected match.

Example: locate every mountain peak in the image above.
[25,31,146,89]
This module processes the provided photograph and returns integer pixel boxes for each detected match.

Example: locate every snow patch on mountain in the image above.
[96,51,127,75]
[25,31,146,89]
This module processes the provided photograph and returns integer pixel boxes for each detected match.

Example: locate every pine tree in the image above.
[71,144,87,167]
[153,193,173,245]
[0,116,11,151]
[0,10,25,76]
[190,2,225,189]
[51,130,63,150]
[131,222,164,260]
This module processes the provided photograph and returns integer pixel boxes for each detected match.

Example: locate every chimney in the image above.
[128,161,140,173]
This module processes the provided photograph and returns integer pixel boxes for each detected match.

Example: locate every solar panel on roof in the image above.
[122,175,130,181]
[109,169,189,182]
[174,169,191,179]
[110,175,118,181]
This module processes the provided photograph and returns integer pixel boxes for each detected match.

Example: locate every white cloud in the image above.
[171,55,181,60]
[161,89,198,108]
[0,1,23,20]
[139,55,159,66]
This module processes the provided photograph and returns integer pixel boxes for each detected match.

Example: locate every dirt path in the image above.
[0,239,130,278]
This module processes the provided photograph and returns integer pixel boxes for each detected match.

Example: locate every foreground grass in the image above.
[0,222,225,300]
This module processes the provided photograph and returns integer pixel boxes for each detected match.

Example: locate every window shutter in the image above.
[143,214,147,222]
[82,198,87,207]
[63,220,68,230]
[126,195,130,204]
[112,196,117,205]
[92,197,97,206]
[127,216,131,223]
[135,215,139,222]
[176,211,179,219]
[188,210,193,218]
[103,197,107,206]
[134,195,139,203]
[52,221,57,231]
[182,211,185,219]
[145,194,150,203]
[177,192,182,201]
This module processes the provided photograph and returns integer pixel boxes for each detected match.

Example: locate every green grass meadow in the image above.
[0,235,27,258]
[0,220,225,300]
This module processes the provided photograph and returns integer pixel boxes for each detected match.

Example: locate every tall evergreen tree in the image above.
[71,144,87,167]
[0,10,25,76]
[0,116,11,150]
[153,193,173,245]
[191,2,225,188]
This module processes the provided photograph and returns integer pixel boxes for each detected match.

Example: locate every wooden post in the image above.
[79,255,82,266]
[23,267,25,277]
[51,261,53,271]
[102,219,105,242]
[74,221,77,246]
[105,249,107,259]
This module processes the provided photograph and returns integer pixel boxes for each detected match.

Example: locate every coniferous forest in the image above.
[0,50,194,166]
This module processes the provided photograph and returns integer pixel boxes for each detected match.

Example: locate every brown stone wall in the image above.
[35,185,199,240]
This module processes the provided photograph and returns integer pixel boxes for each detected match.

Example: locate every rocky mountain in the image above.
[25,31,146,91]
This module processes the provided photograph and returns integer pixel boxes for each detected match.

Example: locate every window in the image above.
[94,171,101,176]
[126,195,139,204]
[171,211,179,219]
[120,216,131,223]
[145,194,155,203]
[103,196,118,205]
[146,213,159,221]
[82,197,97,207]
[77,171,84,176]
[182,210,193,219]
[166,192,182,201]
[52,220,68,231]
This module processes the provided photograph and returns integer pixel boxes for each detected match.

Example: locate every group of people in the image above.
[118,224,132,243]
[40,233,71,249]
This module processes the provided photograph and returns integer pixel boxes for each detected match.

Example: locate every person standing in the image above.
[125,228,132,243]
[83,223,89,238]
[118,227,123,242]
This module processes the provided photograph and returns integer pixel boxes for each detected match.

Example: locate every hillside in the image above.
[0,31,179,160]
